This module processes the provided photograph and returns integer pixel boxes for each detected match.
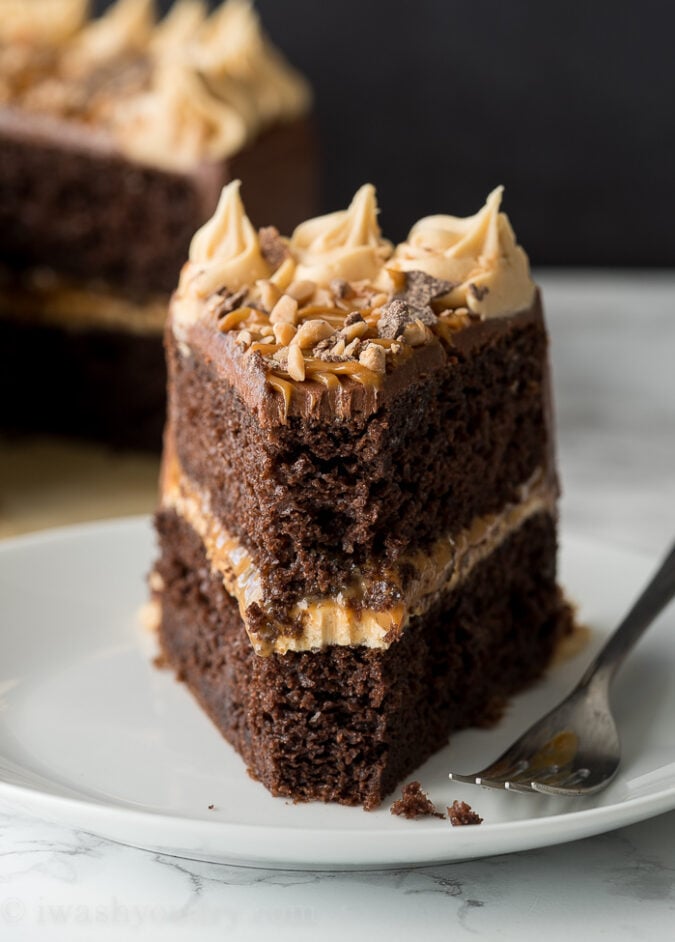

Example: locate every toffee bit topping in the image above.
[209,286,248,318]
[376,298,416,339]
[468,283,490,301]
[344,311,364,326]
[448,800,483,826]
[258,226,290,271]
[390,781,445,819]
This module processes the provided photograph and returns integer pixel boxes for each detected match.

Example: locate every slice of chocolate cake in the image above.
[152,181,572,809]
[0,0,316,448]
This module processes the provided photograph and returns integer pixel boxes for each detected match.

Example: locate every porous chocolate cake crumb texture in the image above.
[448,800,483,826]
[390,782,445,819]
[153,181,574,809]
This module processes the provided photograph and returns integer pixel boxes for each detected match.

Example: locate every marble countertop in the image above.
[1,272,674,940]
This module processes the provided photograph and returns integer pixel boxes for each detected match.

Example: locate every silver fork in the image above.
[449,540,675,797]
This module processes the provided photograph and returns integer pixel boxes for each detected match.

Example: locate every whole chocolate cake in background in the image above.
[0,0,316,448]
[151,180,573,809]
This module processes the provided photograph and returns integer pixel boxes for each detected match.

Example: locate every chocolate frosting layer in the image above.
[176,292,543,427]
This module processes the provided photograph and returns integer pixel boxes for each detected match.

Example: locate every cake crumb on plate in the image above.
[390,781,444,819]
[448,800,483,826]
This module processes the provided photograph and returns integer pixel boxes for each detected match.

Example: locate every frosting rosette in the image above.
[390,187,535,317]
[290,184,392,285]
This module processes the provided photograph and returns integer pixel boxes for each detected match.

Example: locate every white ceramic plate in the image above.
[0,518,674,869]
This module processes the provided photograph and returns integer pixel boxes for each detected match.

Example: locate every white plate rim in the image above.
[1,517,674,869]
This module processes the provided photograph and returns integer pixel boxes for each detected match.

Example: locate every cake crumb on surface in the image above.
[390,781,444,819]
[448,800,483,826]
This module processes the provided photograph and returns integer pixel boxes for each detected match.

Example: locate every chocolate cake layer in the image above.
[0,316,165,449]
[0,111,316,297]
[169,301,554,609]
[155,507,572,809]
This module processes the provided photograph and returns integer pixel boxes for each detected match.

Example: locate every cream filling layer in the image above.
[160,461,556,656]
[0,268,167,335]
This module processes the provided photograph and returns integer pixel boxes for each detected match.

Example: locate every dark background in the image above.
[99,0,675,265]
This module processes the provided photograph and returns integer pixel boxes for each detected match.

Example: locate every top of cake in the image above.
[173,181,537,422]
[0,0,311,171]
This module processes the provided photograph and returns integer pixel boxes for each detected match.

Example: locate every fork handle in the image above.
[579,541,675,691]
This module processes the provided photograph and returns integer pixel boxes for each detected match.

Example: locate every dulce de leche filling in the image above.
[159,454,556,657]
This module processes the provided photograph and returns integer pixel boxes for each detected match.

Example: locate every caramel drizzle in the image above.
[215,297,387,421]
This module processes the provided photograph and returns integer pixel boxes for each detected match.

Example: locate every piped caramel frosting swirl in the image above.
[389,186,535,318]
[194,0,311,126]
[65,0,155,74]
[290,184,393,286]
[186,180,271,297]
[0,0,311,169]
[0,0,88,45]
[172,182,538,420]
[149,0,207,58]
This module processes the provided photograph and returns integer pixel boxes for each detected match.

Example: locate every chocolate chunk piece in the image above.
[211,287,248,318]
[330,278,354,300]
[390,781,444,819]
[258,226,290,270]
[377,299,416,338]
[447,800,483,826]
[388,269,456,328]
[397,270,454,306]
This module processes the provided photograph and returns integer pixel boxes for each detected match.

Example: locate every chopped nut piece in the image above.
[260,324,275,338]
[258,280,281,311]
[331,338,346,356]
[270,256,296,290]
[258,226,290,270]
[270,294,299,325]
[273,346,289,368]
[273,321,296,345]
[383,267,407,294]
[359,342,386,373]
[294,318,335,349]
[341,317,369,342]
[287,344,306,381]
[286,279,316,304]
[236,329,252,347]
[343,338,362,358]
[402,319,430,347]
[313,287,334,307]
